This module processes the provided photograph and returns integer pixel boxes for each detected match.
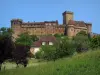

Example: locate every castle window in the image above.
[49,23,51,25]
[71,29,73,31]
[14,22,16,24]
[53,23,56,25]
[45,23,48,25]
[77,30,79,32]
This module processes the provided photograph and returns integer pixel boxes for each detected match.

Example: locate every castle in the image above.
[11,11,92,38]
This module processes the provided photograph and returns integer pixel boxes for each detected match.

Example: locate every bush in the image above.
[12,44,30,67]
[35,45,57,61]
[73,34,90,53]
[35,50,43,59]
[90,36,100,49]
[55,38,76,58]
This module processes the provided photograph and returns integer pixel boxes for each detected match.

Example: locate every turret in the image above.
[67,20,75,37]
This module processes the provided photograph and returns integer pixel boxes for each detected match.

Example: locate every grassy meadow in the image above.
[0,50,100,75]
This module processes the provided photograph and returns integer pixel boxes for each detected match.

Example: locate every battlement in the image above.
[11,11,92,38]
[62,11,73,15]
[85,22,92,25]
[11,19,23,22]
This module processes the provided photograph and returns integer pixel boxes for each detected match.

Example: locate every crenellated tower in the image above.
[62,11,74,25]
[11,19,23,39]
[62,11,75,37]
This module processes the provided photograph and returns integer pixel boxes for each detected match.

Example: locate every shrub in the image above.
[90,36,100,49]
[35,45,57,61]
[55,38,76,58]
[12,44,30,67]
[73,34,90,53]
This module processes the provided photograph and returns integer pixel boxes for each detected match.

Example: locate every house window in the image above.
[42,42,46,45]
[49,42,53,45]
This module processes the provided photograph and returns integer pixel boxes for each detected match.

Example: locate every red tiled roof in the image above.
[33,41,41,47]
[33,36,56,47]
[68,20,75,25]
[68,20,91,27]
[75,21,86,27]
[39,36,56,42]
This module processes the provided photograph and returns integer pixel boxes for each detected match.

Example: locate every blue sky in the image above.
[0,0,100,33]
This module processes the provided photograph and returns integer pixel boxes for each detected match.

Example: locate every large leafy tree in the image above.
[0,27,14,70]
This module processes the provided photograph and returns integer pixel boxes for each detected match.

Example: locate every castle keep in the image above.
[11,11,92,38]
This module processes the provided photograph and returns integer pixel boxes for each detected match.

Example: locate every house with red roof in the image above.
[30,36,56,55]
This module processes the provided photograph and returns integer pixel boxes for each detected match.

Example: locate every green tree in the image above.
[15,32,33,46]
[76,31,87,36]
[30,35,39,42]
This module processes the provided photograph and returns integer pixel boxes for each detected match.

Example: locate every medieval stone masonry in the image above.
[11,11,92,38]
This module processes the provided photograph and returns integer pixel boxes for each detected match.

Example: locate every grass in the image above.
[1,58,46,70]
[0,50,100,75]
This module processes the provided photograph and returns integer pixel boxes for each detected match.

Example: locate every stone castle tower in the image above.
[11,11,92,38]
[62,11,92,37]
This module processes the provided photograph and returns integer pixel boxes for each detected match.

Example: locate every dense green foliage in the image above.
[36,45,57,61]
[54,33,64,38]
[35,38,76,61]
[15,32,38,46]
[0,50,100,75]
[90,36,100,49]
[73,34,90,53]
[15,32,33,46]
[35,31,92,61]
[30,35,39,42]
[55,38,76,58]
[76,30,87,36]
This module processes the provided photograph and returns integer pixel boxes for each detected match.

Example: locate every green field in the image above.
[0,50,100,75]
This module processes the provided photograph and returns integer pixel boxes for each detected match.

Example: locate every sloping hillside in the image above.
[0,50,100,75]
